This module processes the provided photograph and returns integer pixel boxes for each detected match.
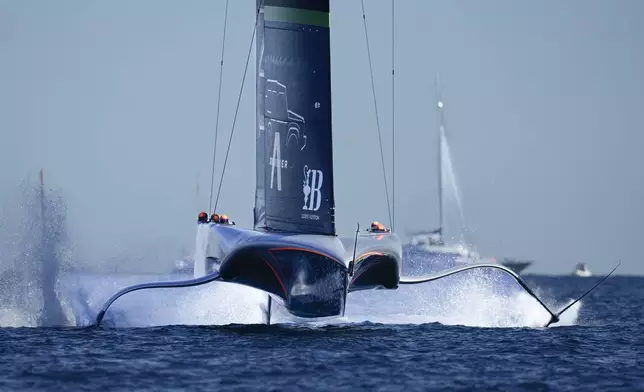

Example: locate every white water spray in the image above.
[0,174,84,328]
[73,273,267,327]
[344,270,580,328]
[84,267,579,329]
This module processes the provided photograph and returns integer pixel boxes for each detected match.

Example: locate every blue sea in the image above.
[0,271,642,391]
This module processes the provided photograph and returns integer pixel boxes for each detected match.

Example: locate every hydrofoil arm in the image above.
[399,261,620,327]
[94,272,222,326]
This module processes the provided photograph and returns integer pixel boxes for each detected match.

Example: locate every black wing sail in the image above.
[254,0,336,235]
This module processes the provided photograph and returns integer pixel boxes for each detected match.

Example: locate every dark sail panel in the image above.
[254,0,335,235]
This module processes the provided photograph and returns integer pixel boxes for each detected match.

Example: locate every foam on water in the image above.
[59,267,579,329]
[103,281,268,327]
[343,272,580,328]
[2,270,581,329]
[1,237,580,329]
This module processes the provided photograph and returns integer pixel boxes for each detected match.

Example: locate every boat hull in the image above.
[500,260,533,275]
[195,223,403,319]
[219,243,348,318]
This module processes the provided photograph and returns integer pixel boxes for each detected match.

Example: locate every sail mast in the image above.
[391,0,395,232]
[436,73,444,239]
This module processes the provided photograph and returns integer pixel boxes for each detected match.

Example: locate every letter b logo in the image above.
[303,168,323,211]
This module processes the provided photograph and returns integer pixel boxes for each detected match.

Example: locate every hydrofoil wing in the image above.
[398,261,621,327]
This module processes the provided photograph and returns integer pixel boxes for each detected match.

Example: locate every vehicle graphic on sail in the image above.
[265,79,307,153]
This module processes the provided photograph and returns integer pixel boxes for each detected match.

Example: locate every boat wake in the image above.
[343,275,580,328]
[45,268,579,329]
[72,273,267,328]
[1,269,581,329]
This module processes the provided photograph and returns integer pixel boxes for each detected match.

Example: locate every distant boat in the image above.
[499,258,533,275]
[573,263,592,277]
[171,257,194,275]
[404,77,536,276]
[403,77,494,272]
[171,253,218,275]
[405,229,490,273]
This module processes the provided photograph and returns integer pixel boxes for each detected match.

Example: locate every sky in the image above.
[1,0,642,275]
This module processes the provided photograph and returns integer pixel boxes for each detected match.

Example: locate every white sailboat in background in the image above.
[405,76,492,272]
[405,75,534,275]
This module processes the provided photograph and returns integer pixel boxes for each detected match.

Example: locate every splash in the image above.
[344,270,580,328]
[0,174,81,327]
[86,268,579,329]
[75,273,268,327]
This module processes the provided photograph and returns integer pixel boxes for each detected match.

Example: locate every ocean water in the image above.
[0,271,642,391]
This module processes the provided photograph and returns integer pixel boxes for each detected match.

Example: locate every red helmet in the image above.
[211,213,220,223]
[198,211,208,223]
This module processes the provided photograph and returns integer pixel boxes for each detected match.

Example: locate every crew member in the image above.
[224,215,235,225]
[368,221,391,233]
[209,212,235,225]
[198,211,209,224]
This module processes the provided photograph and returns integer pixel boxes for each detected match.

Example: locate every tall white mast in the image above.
[436,73,444,239]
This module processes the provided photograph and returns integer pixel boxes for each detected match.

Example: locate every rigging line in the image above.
[213,2,260,213]
[208,0,230,213]
[391,0,395,231]
[361,0,392,229]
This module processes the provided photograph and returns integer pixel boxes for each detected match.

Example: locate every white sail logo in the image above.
[302,165,323,212]
[270,132,282,191]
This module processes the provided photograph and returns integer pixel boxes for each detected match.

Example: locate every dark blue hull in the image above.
[220,245,347,318]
